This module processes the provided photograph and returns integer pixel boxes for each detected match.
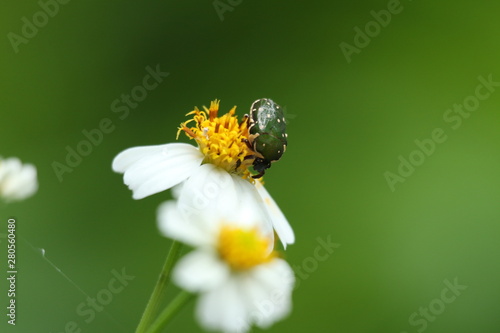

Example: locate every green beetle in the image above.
[246,98,287,178]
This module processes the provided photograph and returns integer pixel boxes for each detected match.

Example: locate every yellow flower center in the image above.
[217,225,275,271]
[177,100,254,177]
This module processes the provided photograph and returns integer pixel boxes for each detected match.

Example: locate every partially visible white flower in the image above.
[112,100,294,248]
[0,157,38,202]
[157,193,295,333]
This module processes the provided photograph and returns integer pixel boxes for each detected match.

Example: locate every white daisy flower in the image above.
[157,195,295,333]
[0,157,38,202]
[112,100,294,247]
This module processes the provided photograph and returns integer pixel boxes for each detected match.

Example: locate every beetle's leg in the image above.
[242,138,253,151]
[236,155,256,171]
[243,154,255,160]
[240,114,249,127]
[252,170,265,179]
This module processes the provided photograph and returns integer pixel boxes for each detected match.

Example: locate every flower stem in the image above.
[135,240,183,333]
[146,291,194,333]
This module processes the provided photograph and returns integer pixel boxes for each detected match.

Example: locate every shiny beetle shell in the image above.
[247,98,287,177]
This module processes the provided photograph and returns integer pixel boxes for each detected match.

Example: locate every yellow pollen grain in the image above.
[178,100,254,176]
[217,225,275,271]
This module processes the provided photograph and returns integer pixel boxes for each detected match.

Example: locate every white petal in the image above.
[112,143,203,199]
[177,165,273,241]
[255,181,295,248]
[234,178,275,233]
[157,201,212,247]
[0,157,15,183]
[123,145,197,187]
[173,250,229,292]
[196,279,250,333]
[225,177,276,251]
[224,260,294,330]
[171,182,183,200]
[246,259,295,328]
[194,260,294,333]
[112,145,167,173]
[177,164,238,226]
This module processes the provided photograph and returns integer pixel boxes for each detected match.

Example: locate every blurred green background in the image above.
[1,0,500,332]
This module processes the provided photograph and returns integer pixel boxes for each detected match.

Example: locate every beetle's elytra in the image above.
[246,98,287,179]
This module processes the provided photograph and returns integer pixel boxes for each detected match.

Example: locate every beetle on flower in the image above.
[112,100,294,248]
[245,98,288,179]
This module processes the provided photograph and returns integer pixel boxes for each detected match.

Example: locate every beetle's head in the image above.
[252,158,271,179]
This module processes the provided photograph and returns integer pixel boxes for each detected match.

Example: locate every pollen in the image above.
[217,225,275,271]
[178,100,254,177]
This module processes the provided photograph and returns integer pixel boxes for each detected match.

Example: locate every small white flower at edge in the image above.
[0,157,38,202]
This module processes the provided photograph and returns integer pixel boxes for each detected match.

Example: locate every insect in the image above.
[245,98,288,179]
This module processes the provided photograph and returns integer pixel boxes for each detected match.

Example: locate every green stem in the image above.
[135,240,183,333]
[146,291,194,333]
